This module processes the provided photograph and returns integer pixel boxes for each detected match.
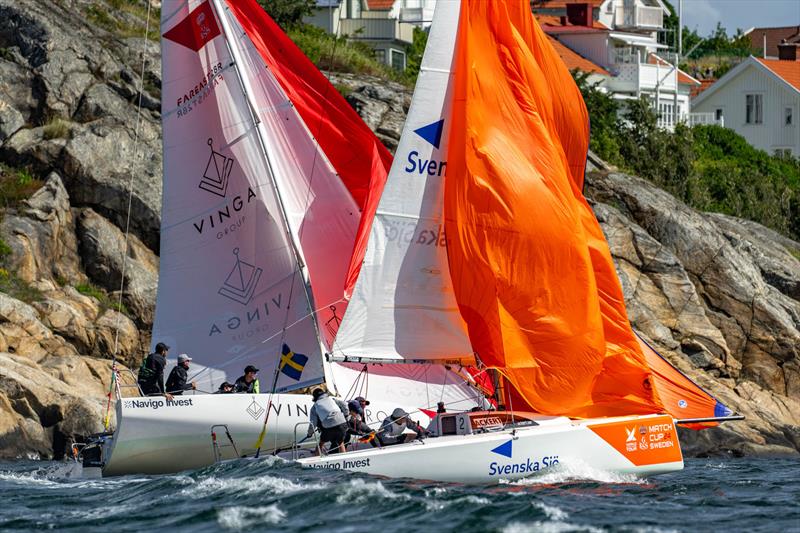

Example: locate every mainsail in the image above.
[155,0,327,391]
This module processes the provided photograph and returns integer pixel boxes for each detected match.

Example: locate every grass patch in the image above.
[76,282,130,315]
[0,165,45,209]
[333,83,353,99]
[86,1,159,41]
[42,117,71,140]
[288,24,409,86]
[0,268,43,304]
[789,248,800,262]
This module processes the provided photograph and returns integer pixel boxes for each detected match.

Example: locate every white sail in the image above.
[332,0,473,363]
[218,5,360,351]
[154,0,324,392]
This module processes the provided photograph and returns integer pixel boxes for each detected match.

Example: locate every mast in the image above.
[209,0,326,362]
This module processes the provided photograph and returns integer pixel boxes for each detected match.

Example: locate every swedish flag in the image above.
[280,344,307,381]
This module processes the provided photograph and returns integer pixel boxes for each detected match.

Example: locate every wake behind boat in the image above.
[79,0,741,482]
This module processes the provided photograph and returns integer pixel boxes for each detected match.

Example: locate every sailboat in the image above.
[83,0,739,481]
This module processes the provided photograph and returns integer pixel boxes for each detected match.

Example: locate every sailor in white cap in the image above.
[377,407,429,446]
[165,353,197,395]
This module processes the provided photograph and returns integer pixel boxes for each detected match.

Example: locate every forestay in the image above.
[154,0,323,392]
[332,0,474,364]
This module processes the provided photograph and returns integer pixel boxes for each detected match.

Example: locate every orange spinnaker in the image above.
[445,0,664,418]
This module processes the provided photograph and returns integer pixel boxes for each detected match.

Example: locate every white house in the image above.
[535,0,700,130]
[306,0,429,70]
[692,51,800,157]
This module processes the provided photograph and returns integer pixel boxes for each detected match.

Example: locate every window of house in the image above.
[390,49,406,71]
[715,108,723,121]
[745,94,763,124]
[374,49,386,65]
[774,148,792,158]
[786,107,794,126]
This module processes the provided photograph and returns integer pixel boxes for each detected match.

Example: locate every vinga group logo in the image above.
[218,248,263,305]
[200,138,233,198]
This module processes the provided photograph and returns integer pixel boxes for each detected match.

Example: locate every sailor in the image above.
[234,365,260,393]
[345,401,378,449]
[215,381,234,394]
[377,408,429,446]
[307,388,349,455]
[137,342,170,398]
[165,353,197,395]
[347,396,370,421]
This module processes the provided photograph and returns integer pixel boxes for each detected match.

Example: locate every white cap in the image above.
[177,353,192,363]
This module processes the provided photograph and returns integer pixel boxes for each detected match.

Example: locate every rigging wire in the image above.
[103,0,153,431]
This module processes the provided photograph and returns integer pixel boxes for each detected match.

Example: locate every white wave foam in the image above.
[335,479,409,504]
[217,504,286,530]
[532,501,569,521]
[424,494,490,512]
[180,474,321,497]
[502,520,604,533]
[505,461,647,486]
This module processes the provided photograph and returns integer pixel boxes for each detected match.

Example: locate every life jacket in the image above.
[137,353,156,382]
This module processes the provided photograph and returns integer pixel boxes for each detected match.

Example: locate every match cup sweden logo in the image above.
[280,344,307,381]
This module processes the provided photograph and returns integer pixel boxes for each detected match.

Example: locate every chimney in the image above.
[566,3,592,27]
[777,42,798,61]
[560,15,568,26]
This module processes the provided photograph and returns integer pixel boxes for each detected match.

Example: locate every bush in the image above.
[0,165,44,208]
[76,282,130,315]
[42,117,71,140]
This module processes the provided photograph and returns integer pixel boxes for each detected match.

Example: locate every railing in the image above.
[339,18,414,43]
[687,113,724,127]
[614,5,663,29]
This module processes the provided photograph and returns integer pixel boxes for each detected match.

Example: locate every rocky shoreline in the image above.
[0,0,798,460]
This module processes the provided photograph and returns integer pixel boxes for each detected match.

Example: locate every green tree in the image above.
[572,70,621,164]
[404,27,428,83]
[257,0,314,30]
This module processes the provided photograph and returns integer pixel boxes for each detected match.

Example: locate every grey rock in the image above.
[0,173,86,285]
[76,207,158,326]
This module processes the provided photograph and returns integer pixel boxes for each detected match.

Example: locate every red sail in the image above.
[225,0,392,299]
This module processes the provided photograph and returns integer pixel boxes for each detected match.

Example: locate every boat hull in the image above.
[101,393,426,476]
[298,413,684,483]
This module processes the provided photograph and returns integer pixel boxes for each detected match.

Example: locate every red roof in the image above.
[756,57,800,92]
[690,79,715,98]
[536,13,608,33]
[546,34,609,76]
[534,0,605,7]
[647,54,701,85]
[746,26,800,58]
[365,0,395,9]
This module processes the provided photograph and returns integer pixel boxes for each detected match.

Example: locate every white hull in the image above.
[298,413,684,484]
[101,393,429,476]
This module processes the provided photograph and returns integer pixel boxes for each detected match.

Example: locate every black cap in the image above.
[312,388,325,401]
[354,396,370,405]
[155,342,170,353]
[244,365,259,374]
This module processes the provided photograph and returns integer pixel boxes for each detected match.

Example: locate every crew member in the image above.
[378,408,429,446]
[137,342,171,398]
[307,389,349,455]
[215,382,234,394]
[165,353,197,395]
[234,365,260,393]
[347,396,370,421]
[346,402,378,449]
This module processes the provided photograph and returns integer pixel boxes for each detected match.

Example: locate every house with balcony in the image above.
[692,45,800,157]
[306,0,432,70]
[534,0,701,129]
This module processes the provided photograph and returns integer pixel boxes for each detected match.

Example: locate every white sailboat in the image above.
[82,0,739,482]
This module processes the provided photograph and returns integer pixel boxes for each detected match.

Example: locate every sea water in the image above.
[0,457,798,532]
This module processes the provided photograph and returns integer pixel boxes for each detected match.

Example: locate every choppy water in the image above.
[0,457,798,532]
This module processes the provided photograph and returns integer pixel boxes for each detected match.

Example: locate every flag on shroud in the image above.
[280,344,307,381]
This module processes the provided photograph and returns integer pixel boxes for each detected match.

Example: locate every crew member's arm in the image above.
[165,367,178,394]
[155,357,166,394]
[307,407,319,437]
